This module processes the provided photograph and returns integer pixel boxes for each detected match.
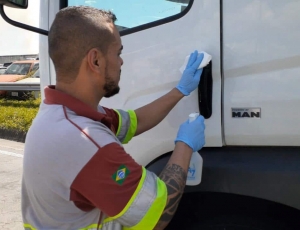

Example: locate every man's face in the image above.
[103,25,123,98]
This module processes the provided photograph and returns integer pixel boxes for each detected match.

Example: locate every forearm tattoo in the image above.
[155,164,187,229]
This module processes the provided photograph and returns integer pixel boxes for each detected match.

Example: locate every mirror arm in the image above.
[0,5,48,36]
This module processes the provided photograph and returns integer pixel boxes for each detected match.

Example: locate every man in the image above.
[22,6,206,230]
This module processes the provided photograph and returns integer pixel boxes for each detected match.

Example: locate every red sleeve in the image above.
[103,107,119,135]
[70,143,142,217]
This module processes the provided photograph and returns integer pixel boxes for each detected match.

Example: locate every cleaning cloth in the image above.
[179,51,212,74]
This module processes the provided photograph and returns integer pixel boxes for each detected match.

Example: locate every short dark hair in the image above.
[48,6,117,82]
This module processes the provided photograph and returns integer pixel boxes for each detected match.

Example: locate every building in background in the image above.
[0,54,39,66]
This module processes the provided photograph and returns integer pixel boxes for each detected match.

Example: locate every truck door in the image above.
[64,0,222,165]
[223,0,300,146]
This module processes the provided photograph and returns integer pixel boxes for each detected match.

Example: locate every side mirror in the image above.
[0,0,48,35]
[0,0,28,9]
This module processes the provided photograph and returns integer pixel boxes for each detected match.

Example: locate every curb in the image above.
[0,129,26,143]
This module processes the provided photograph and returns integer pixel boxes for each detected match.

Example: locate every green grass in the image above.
[0,97,40,133]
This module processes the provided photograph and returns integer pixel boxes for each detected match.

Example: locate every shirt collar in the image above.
[44,85,112,128]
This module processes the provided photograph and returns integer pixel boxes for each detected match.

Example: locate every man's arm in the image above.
[153,142,192,230]
[134,88,184,136]
[153,114,205,230]
[134,50,204,136]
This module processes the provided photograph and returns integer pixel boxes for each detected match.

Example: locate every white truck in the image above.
[1,0,300,229]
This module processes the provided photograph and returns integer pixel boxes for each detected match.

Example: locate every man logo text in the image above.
[231,108,261,119]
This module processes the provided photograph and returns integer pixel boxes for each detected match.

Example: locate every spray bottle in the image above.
[186,113,203,186]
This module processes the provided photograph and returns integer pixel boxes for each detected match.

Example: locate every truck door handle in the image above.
[198,61,213,119]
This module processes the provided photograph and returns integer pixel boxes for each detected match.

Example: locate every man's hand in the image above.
[176,50,204,96]
[134,50,205,136]
[174,115,206,152]
[154,116,205,229]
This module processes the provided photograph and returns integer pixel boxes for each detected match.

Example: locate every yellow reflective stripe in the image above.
[23,224,37,230]
[113,109,122,136]
[122,110,137,144]
[105,167,147,223]
[123,177,167,230]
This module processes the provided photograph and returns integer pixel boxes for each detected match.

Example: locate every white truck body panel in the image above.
[40,0,223,166]
[38,0,300,164]
[223,0,300,146]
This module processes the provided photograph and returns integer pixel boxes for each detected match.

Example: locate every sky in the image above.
[0,1,40,56]
[69,0,185,28]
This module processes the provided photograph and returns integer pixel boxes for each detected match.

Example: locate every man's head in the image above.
[48,6,123,98]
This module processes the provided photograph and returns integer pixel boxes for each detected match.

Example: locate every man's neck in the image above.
[56,82,100,111]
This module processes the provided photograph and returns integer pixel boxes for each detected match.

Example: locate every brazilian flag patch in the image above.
[112,165,130,185]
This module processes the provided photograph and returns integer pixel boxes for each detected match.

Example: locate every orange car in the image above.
[0,60,39,96]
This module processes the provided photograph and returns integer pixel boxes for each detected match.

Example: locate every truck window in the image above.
[67,0,193,33]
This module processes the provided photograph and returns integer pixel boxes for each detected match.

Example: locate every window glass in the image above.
[32,69,40,78]
[68,0,191,32]
[31,63,39,72]
[4,63,31,75]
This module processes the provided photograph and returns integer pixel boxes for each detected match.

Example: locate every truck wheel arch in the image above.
[146,147,300,213]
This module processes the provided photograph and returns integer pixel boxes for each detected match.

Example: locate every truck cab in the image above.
[1,0,300,229]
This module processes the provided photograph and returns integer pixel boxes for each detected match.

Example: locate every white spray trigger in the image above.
[189,113,199,123]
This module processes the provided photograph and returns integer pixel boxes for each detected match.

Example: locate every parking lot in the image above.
[0,139,24,229]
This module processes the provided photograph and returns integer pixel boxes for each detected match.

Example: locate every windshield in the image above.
[4,63,31,75]
[68,0,190,32]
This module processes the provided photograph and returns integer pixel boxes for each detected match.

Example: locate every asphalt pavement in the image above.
[0,139,24,230]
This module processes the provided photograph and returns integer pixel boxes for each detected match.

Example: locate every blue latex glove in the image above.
[175,115,206,152]
[176,50,204,96]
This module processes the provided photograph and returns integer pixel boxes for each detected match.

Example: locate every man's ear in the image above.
[87,48,106,74]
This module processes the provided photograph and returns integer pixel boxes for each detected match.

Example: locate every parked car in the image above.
[6,68,40,100]
[3,60,38,76]
[0,60,39,96]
